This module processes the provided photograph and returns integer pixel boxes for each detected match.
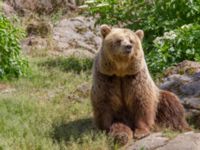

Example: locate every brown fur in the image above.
[91,25,189,145]
[109,123,133,145]
[156,90,190,131]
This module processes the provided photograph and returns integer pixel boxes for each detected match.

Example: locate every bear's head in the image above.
[98,25,146,76]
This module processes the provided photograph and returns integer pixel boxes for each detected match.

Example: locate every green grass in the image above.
[162,129,180,139]
[0,57,115,150]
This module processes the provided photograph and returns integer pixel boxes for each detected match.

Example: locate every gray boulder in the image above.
[126,132,200,150]
[52,16,101,58]
[159,60,200,127]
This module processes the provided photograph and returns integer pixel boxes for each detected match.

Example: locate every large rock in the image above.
[160,73,200,98]
[164,60,200,77]
[160,60,200,127]
[125,132,200,150]
[21,15,100,58]
[125,133,169,150]
[1,2,16,17]
[157,132,200,150]
[5,0,76,15]
[52,16,101,58]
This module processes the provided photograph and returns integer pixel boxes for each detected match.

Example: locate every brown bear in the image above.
[91,24,189,145]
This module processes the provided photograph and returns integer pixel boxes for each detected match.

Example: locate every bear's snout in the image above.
[123,44,132,54]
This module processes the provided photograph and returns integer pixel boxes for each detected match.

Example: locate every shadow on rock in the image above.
[52,118,96,142]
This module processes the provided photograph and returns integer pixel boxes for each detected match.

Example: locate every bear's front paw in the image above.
[109,123,133,146]
[134,128,150,139]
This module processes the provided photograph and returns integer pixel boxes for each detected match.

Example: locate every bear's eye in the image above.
[115,39,122,44]
[130,39,134,44]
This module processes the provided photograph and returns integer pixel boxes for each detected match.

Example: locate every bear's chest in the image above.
[109,75,144,112]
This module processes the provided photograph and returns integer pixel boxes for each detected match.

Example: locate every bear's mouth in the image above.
[122,45,133,55]
[122,49,132,55]
[123,50,132,54]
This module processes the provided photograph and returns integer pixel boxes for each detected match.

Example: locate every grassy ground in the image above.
[0,56,115,150]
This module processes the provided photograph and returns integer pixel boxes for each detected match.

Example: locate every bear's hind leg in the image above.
[156,90,190,131]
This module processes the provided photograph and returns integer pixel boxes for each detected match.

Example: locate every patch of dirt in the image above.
[67,82,91,102]
[0,84,16,93]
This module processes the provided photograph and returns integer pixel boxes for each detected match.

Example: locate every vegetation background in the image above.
[87,0,200,74]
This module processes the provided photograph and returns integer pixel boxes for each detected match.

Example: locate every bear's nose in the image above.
[124,44,132,53]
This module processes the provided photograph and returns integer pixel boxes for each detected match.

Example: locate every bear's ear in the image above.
[100,24,111,38]
[135,30,144,40]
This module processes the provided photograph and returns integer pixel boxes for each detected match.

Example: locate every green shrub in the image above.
[147,24,200,74]
[42,56,93,73]
[0,15,28,79]
[87,0,200,50]
[86,0,200,74]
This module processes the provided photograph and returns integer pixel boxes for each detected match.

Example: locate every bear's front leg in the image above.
[109,123,133,145]
[93,105,113,131]
[93,106,133,145]
[133,102,156,139]
[134,120,151,139]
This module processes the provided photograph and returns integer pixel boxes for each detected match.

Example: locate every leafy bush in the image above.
[86,0,200,74]
[0,15,28,79]
[147,24,200,73]
[86,0,200,50]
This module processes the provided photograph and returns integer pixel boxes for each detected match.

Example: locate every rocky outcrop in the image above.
[5,0,77,15]
[52,16,101,58]
[1,2,16,17]
[126,133,169,150]
[21,15,100,58]
[126,132,200,150]
[157,132,200,150]
[160,60,200,128]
